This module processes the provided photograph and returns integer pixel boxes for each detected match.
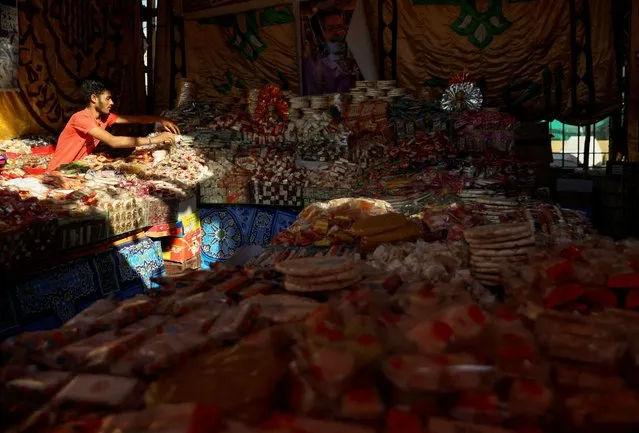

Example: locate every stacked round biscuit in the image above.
[463,222,535,286]
[276,257,363,292]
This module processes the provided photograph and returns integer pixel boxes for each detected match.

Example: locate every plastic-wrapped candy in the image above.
[5,371,73,398]
[93,296,157,330]
[63,299,118,332]
[54,374,147,410]
[98,403,220,433]
[130,333,210,377]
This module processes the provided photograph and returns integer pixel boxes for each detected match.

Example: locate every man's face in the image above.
[93,91,114,115]
[323,14,346,42]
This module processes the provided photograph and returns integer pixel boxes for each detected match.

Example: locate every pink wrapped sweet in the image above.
[54,374,146,409]
[130,333,209,376]
[407,320,454,354]
[508,379,553,416]
[207,303,260,343]
[164,304,227,334]
[6,371,73,397]
[94,296,156,330]
[440,304,488,341]
[63,299,118,332]
[382,354,447,391]
[55,331,120,368]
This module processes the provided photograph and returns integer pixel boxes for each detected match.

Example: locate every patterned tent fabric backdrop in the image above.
[0,0,18,90]
[200,205,298,268]
[0,0,145,139]
[398,0,619,121]
[184,4,299,97]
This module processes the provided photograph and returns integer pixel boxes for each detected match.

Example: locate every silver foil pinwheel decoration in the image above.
[440,81,483,112]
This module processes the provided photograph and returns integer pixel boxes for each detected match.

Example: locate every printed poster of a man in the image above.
[301,0,360,95]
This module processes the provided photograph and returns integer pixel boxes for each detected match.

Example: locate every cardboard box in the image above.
[147,211,201,238]
[161,229,201,263]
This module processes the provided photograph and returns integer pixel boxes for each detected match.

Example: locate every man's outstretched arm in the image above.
[88,127,176,149]
[115,114,180,134]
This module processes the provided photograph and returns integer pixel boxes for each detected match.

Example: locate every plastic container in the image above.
[23,167,47,175]
[31,145,55,156]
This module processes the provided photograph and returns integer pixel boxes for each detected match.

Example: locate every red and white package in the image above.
[340,386,385,420]
[84,329,151,370]
[93,296,156,330]
[449,391,504,425]
[6,371,73,397]
[492,327,546,380]
[428,417,518,433]
[261,414,375,433]
[173,290,228,316]
[129,333,209,376]
[382,354,447,392]
[2,328,85,356]
[406,320,455,354]
[306,346,356,399]
[118,315,167,336]
[438,304,488,341]
[507,379,553,416]
[98,403,221,433]
[444,353,496,391]
[163,304,227,334]
[207,303,260,343]
[383,353,494,393]
[55,331,121,369]
[63,299,118,332]
[54,374,146,409]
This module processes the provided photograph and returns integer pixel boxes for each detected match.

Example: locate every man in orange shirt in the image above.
[47,78,181,171]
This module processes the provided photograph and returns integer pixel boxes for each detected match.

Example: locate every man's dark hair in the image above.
[80,78,112,105]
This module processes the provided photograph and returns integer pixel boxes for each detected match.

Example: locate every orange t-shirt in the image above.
[47,109,119,171]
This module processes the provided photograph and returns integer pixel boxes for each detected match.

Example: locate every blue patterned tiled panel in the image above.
[0,236,165,340]
[200,205,299,268]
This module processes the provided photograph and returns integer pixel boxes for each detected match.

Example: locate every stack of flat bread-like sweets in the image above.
[463,222,534,286]
[276,256,363,292]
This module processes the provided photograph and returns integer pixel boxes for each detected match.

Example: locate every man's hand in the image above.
[156,132,177,145]
[160,118,180,135]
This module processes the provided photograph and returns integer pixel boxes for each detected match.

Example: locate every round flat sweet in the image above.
[464,222,532,240]
[470,247,532,257]
[470,259,527,269]
[473,271,501,279]
[275,256,355,277]
[473,270,501,280]
[470,253,528,262]
[471,263,504,272]
[285,267,362,285]
[284,275,363,292]
[469,197,518,207]
[476,279,500,287]
[466,231,532,245]
[255,295,320,323]
[470,236,535,250]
